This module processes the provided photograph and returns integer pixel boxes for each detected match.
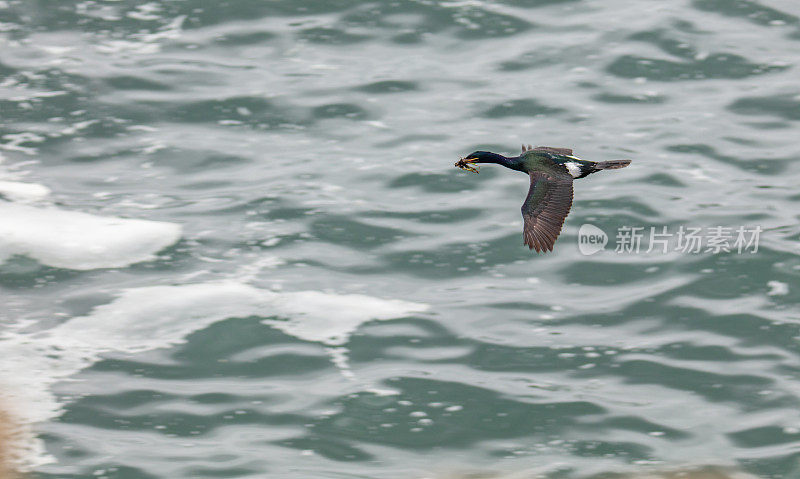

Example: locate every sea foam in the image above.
[0,281,428,470]
[0,202,182,270]
[0,181,51,202]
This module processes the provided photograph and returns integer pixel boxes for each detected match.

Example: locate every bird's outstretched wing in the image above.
[521,145,574,156]
[533,146,573,156]
[521,170,574,252]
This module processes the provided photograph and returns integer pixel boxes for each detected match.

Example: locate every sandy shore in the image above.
[0,404,20,479]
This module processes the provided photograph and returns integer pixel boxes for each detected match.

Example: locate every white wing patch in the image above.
[564,161,582,178]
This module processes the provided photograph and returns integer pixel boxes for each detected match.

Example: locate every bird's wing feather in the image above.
[521,170,574,252]
[533,146,573,156]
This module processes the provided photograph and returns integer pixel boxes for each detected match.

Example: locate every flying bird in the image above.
[455,145,630,252]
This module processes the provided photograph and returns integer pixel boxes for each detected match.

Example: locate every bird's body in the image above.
[454,145,631,252]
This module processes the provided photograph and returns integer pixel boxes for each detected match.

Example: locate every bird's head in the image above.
[462,151,496,163]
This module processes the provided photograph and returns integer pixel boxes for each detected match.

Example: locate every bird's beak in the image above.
[455,157,480,173]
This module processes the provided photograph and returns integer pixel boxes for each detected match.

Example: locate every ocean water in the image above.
[1,0,799,478]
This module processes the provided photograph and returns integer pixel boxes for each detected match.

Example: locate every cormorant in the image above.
[455,145,630,253]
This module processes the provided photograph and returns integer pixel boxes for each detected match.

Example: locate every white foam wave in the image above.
[264,290,429,346]
[767,280,789,296]
[0,181,51,202]
[0,202,182,270]
[0,281,428,470]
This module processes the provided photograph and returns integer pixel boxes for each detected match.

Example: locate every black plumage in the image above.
[455,145,631,252]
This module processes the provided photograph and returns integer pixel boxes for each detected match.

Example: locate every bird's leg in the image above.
[454,157,479,173]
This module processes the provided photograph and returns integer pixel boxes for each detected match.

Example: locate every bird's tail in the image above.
[593,159,631,170]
